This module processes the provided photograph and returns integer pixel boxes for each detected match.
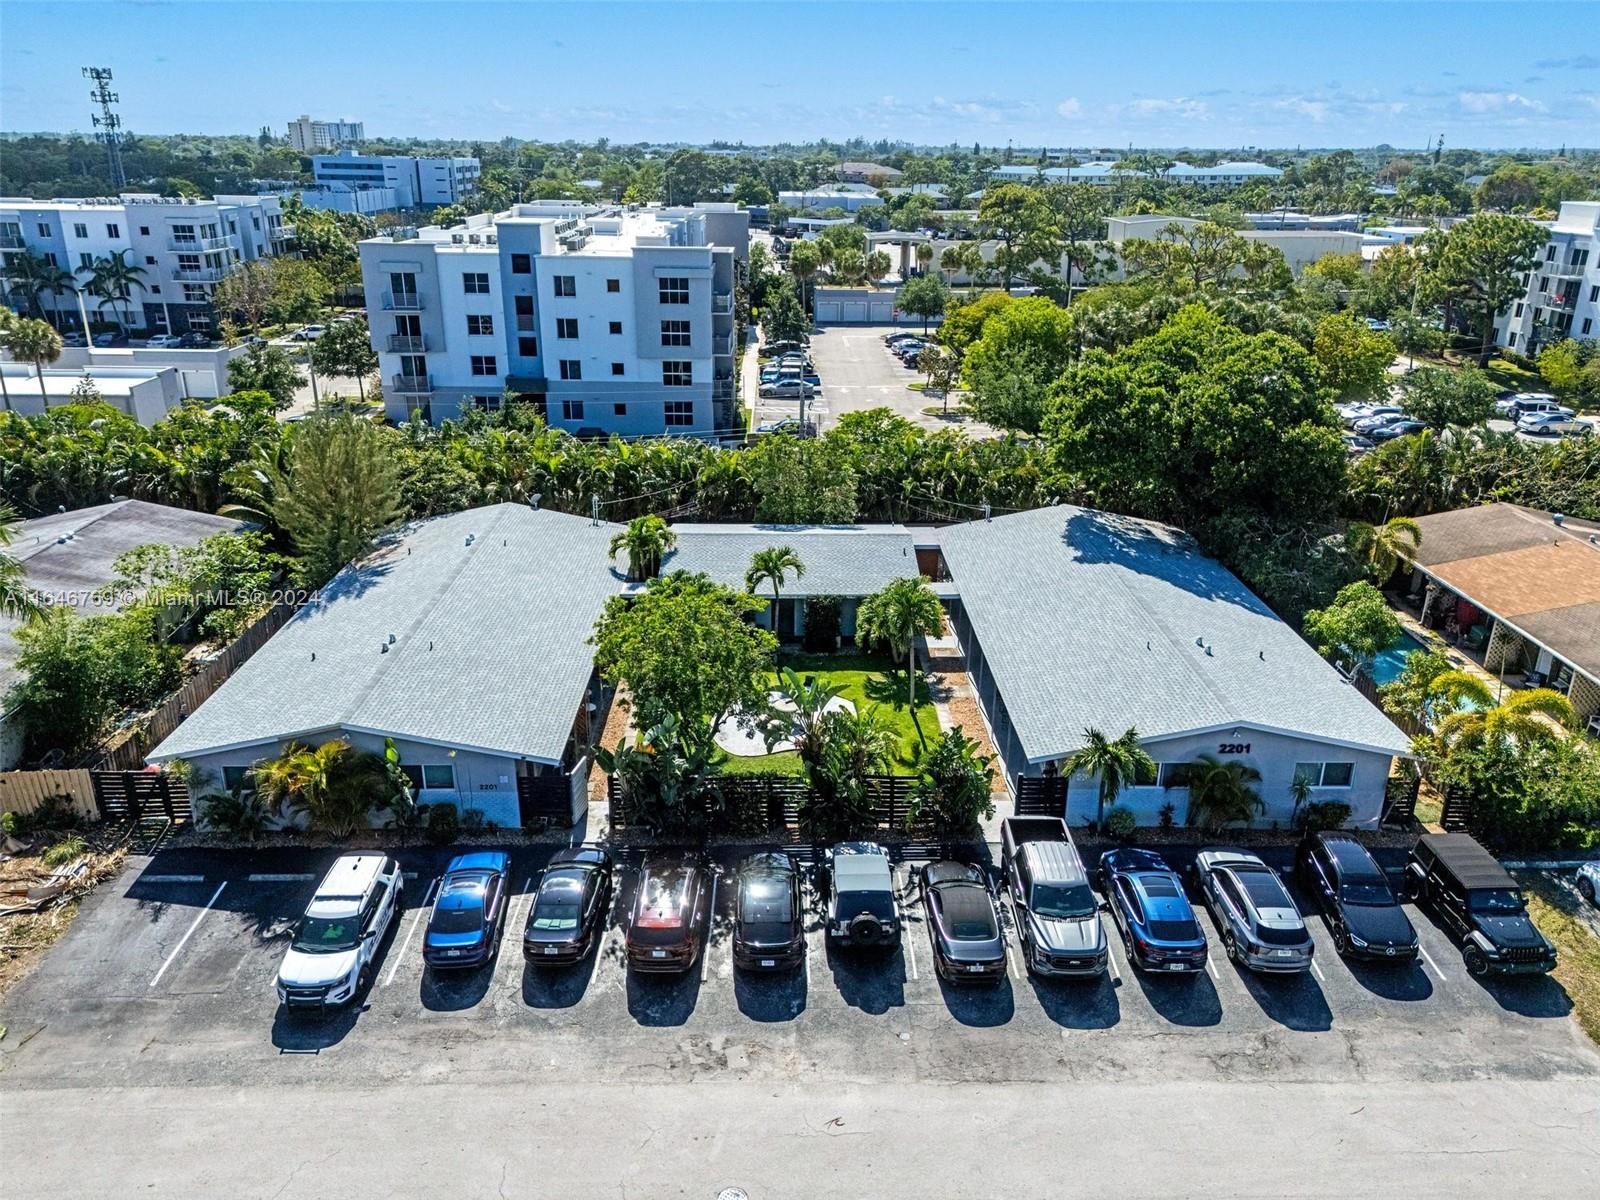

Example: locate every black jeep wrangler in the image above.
[822,842,900,951]
[1404,833,1556,977]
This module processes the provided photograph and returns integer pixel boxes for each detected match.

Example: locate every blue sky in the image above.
[3,2,1598,148]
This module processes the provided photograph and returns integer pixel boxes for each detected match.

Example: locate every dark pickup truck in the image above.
[1404,833,1556,977]
[1000,817,1108,978]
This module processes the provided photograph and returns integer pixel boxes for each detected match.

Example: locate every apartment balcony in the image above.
[382,290,425,311]
[712,379,736,403]
[166,234,235,253]
[0,233,26,250]
[272,223,296,239]
[713,334,733,357]
[712,289,734,314]
[391,373,434,395]
[169,266,225,284]
[1540,289,1579,311]
[515,314,536,332]
[387,334,430,353]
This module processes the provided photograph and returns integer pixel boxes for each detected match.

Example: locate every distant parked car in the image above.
[754,416,813,437]
[1352,410,1409,434]
[884,331,920,346]
[1343,432,1375,456]
[1193,848,1314,975]
[732,852,805,972]
[91,331,122,348]
[177,331,212,348]
[625,853,709,974]
[143,334,183,349]
[1364,317,1391,332]
[423,851,510,971]
[1494,391,1558,417]
[276,853,403,1010]
[759,378,817,399]
[764,339,806,357]
[919,861,1006,984]
[1518,412,1591,437]
[1367,419,1428,442]
[1576,862,1600,908]
[291,324,326,341]
[823,841,900,952]
[523,846,614,965]
[61,331,87,347]
[1099,848,1208,974]
[1295,832,1417,962]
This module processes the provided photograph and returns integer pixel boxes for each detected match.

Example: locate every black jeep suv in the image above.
[1404,833,1556,977]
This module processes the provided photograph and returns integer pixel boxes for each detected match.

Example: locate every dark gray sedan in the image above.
[919,861,1007,984]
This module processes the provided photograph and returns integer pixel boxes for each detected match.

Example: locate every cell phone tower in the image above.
[83,66,127,189]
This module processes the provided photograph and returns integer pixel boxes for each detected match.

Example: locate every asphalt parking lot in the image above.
[2,841,1594,1095]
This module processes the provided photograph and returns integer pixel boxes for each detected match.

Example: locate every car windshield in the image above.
[1340,879,1394,906]
[530,901,580,932]
[1030,882,1097,920]
[292,915,360,953]
[1468,888,1525,915]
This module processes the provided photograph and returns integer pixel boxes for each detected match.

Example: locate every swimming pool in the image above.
[1371,631,1428,687]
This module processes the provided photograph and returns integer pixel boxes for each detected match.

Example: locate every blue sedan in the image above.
[423,851,510,971]
[1099,848,1209,974]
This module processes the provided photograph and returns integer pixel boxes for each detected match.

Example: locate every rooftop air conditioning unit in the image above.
[468,234,481,244]
[451,233,464,244]
[486,234,497,244]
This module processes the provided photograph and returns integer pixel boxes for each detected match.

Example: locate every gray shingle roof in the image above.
[936,505,1412,761]
[658,524,919,597]
[149,505,625,765]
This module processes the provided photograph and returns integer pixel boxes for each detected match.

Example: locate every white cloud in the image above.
[1273,97,1330,122]
[1123,97,1210,119]
[1056,97,1083,119]
[1458,90,1546,113]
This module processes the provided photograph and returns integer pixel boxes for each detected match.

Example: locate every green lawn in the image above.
[715,652,939,778]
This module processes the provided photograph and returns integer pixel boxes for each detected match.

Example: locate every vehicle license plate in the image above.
[1272,950,1297,959]
[543,946,561,955]
[1166,962,1186,971]
[446,949,462,957]
[760,958,776,967]
[966,964,987,973]
[651,949,668,958]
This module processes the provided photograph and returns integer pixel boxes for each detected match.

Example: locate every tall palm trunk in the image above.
[32,358,47,410]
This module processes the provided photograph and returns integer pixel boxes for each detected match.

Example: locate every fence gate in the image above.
[1439,784,1472,833]
[1014,775,1069,818]
[90,771,193,825]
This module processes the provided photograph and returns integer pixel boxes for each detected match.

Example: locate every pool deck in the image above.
[1385,598,1545,704]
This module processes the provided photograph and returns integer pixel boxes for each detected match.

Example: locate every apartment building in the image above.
[357,202,748,435]
[1495,201,1600,356]
[286,114,364,153]
[311,150,481,209]
[776,184,885,213]
[988,160,1283,188]
[0,193,290,336]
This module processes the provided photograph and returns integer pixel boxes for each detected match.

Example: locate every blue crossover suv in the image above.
[1099,848,1209,974]
[423,851,510,971]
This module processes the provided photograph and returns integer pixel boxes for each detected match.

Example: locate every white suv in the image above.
[276,853,404,1010]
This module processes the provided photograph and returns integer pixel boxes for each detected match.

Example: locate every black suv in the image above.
[1404,834,1556,977]
[1295,832,1417,962]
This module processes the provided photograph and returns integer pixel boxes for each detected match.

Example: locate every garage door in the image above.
[841,302,868,322]
[815,300,840,323]
[868,299,895,322]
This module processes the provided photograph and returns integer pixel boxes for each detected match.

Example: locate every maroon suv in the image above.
[625,855,708,974]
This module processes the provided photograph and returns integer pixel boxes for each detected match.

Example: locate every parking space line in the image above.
[247,873,313,882]
[1104,935,1122,984]
[149,881,226,988]
[141,874,205,883]
[896,870,917,981]
[700,873,718,984]
[384,876,438,987]
[1310,957,1327,983]
[1418,942,1449,983]
[1204,951,1221,982]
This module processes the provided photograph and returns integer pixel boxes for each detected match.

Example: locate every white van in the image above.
[276,853,404,1010]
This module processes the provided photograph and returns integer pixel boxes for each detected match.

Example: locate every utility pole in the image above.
[83,67,127,189]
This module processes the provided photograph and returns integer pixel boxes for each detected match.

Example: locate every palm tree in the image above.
[764,665,844,768]
[1426,671,1575,750]
[915,242,934,277]
[1346,516,1423,583]
[855,576,944,737]
[1062,726,1156,828]
[1185,755,1265,832]
[251,739,390,839]
[745,545,805,636]
[3,251,59,318]
[607,514,676,581]
[0,504,43,621]
[27,260,79,332]
[0,307,16,412]
[6,318,63,409]
[83,251,148,331]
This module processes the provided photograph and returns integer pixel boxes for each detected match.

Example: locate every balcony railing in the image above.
[1540,289,1580,311]
[391,373,434,395]
[713,289,734,313]
[170,266,225,283]
[713,335,732,356]
[387,334,428,353]
[515,314,536,332]
[272,223,296,239]
[382,290,424,311]
[166,234,234,253]
[0,233,26,250]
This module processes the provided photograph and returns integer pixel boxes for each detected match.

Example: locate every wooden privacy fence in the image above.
[1014,775,1070,818]
[0,769,98,823]
[607,773,934,840]
[85,598,302,772]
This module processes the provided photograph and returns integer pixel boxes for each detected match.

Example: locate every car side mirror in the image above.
[1098,901,1111,913]
[362,929,376,940]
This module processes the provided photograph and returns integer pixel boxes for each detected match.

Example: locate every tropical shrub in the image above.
[594,713,725,839]
[1102,805,1138,840]
[1293,800,1353,833]
[425,801,461,845]
[251,739,394,838]
[908,727,996,836]
[801,595,842,652]
[799,708,895,843]
[42,834,88,867]
[1184,755,1265,831]
[200,790,273,843]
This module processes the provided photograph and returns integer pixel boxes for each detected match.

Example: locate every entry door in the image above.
[777,599,800,641]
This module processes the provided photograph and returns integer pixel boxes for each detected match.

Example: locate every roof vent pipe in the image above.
[1205,644,1214,657]
[380,642,388,654]
[388,633,396,644]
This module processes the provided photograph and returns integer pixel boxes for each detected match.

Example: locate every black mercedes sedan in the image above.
[1296,832,1418,962]
[732,852,805,972]
[919,861,1007,984]
[523,846,614,966]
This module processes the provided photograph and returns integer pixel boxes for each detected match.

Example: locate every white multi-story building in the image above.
[286,114,364,153]
[311,151,481,209]
[358,202,748,436]
[0,193,290,336]
[988,160,1283,188]
[776,184,885,213]
[1495,201,1600,355]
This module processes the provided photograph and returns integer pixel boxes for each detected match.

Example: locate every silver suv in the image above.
[1194,849,1313,974]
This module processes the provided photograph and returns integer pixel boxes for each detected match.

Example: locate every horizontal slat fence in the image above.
[607,773,935,840]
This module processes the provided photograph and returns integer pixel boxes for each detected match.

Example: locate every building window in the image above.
[222,766,251,793]
[606,278,620,293]
[1583,319,1593,336]
[511,253,532,274]
[37,223,51,238]
[554,275,576,297]
[79,253,94,270]
[1545,245,1557,261]
[559,359,581,380]
[662,361,692,387]
[1590,285,1599,303]
[1157,762,1193,789]
[608,321,622,335]
[463,272,490,294]
[466,314,494,335]
[611,362,625,376]
[518,336,538,357]
[1293,762,1354,789]
[658,276,690,305]
[107,223,119,238]
[557,317,578,339]
[561,398,585,421]
[660,319,690,347]
[470,355,498,376]
[139,226,150,236]
[421,764,456,790]
[42,251,57,267]
[73,223,88,238]
[614,402,627,416]
[665,400,693,427]
[1513,302,1524,317]
[471,395,501,412]
[1508,333,1518,348]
